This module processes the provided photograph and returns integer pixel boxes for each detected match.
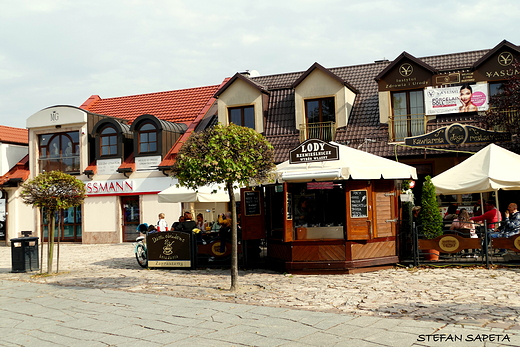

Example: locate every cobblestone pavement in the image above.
[1,243,520,332]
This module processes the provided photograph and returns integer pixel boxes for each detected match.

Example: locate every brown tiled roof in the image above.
[249,47,498,162]
[80,84,223,125]
[0,125,28,145]
[0,155,29,186]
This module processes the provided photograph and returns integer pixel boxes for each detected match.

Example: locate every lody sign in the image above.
[289,139,339,164]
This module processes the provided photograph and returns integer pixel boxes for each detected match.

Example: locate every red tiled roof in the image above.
[80,85,223,125]
[0,125,28,145]
[0,155,29,186]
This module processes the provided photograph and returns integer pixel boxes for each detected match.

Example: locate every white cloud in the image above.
[0,0,518,128]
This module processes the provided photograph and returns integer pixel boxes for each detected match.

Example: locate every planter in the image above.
[423,249,440,261]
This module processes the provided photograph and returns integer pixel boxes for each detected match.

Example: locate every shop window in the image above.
[39,131,80,173]
[302,97,336,141]
[390,90,425,142]
[138,122,158,154]
[229,106,255,129]
[42,206,82,242]
[100,126,118,156]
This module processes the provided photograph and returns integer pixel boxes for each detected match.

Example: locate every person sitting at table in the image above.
[450,208,476,238]
[171,215,184,230]
[444,204,458,221]
[176,211,197,232]
[471,200,501,230]
[196,213,206,230]
[490,203,520,239]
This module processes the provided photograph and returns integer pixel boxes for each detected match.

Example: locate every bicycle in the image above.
[133,223,150,268]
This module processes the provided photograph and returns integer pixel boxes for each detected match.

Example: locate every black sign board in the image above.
[289,139,339,164]
[405,123,511,147]
[350,190,368,218]
[244,190,261,216]
[146,231,194,268]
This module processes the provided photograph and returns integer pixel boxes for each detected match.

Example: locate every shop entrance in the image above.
[121,195,140,242]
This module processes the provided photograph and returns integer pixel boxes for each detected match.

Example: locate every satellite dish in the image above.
[249,70,260,77]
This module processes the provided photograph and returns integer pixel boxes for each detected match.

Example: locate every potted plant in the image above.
[418,175,443,260]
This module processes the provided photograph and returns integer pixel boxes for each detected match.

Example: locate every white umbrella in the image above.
[158,184,239,203]
[276,141,417,182]
[432,143,520,212]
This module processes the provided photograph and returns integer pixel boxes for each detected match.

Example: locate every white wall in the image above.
[0,144,28,176]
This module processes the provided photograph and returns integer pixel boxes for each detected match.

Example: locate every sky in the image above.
[1,0,519,129]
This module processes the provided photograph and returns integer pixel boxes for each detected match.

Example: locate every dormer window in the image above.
[138,122,158,154]
[303,97,336,141]
[100,126,117,156]
[229,106,255,129]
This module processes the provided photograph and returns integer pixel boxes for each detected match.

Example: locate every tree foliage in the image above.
[20,171,86,273]
[173,123,275,189]
[418,176,443,239]
[478,60,520,141]
[172,123,275,291]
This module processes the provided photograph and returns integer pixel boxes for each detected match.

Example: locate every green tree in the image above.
[20,171,86,273]
[172,123,275,291]
[478,60,520,150]
[418,176,443,239]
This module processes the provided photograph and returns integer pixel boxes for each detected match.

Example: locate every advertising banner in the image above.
[424,84,489,115]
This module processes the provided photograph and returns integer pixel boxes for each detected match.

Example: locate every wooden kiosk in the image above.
[244,139,417,274]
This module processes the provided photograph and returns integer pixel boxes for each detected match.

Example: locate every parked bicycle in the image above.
[133,223,152,268]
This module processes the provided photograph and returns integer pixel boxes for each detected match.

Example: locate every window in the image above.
[391,90,425,142]
[229,106,255,129]
[138,122,157,154]
[303,97,336,141]
[305,97,335,123]
[39,131,80,173]
[42,206,82,242]
[100,126,117,156]
[489,82,504,97]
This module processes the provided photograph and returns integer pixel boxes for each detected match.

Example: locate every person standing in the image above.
[156,213,169,232]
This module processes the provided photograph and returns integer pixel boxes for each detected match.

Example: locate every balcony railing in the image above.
[299,121,336,142]
[389,113,427,142]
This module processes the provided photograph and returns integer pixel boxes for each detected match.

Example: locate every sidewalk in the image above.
[1,280,518,346]
[1,243,520,346]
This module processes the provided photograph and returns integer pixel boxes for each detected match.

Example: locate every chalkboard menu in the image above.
[350,190,368,218]
[244,191,261,216]
[146,231,193,268]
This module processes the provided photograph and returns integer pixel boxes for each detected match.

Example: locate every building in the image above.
[2,83,228,243]
[0,125,29,241]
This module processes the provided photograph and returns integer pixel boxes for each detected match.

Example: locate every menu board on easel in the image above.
[244,191,261,216]
[350,190,368,218]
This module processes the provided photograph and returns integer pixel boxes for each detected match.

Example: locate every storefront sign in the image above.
[350,190,368,218]
[86,180,134,194]
[405,124,511,146]
[97,158,122,175]
[424,84,489,115]
[244,191,261,216]
[135,155,162,171]
[289,139,339,164]
[146,231,193,268]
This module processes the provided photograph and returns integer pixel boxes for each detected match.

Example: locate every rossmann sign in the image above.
[86,180,134,195]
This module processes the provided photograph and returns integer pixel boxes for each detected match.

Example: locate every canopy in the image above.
[275,142,417,182]
[432,144,520,195]
[158,184,239,203]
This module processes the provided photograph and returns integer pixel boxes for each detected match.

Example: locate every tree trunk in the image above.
[47,210,56,273]
[57,210,61,273]
[227,181,238,292]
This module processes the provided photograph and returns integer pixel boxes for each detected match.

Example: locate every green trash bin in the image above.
[11,237,39,273]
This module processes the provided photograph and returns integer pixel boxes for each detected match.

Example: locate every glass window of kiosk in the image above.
[291,181,345,229]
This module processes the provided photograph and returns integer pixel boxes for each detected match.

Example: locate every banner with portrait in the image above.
[424,83,489,115]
